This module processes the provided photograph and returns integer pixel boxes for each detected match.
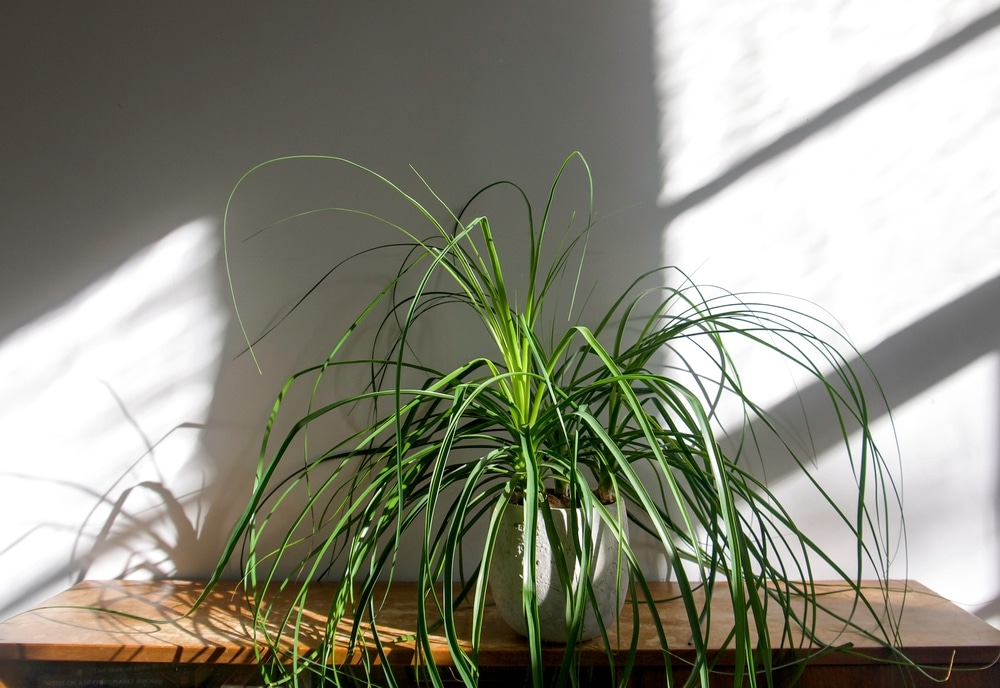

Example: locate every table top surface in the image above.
[0,579,997,670]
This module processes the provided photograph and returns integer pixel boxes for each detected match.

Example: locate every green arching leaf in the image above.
[211,152,909,688]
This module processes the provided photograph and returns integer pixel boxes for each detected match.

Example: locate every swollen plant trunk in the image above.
[489,502,629,643]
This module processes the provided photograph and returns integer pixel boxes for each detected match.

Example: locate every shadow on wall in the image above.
[1,1,668,619]
[0,424,208,621]
[742,274,1000,625]
[750,274,1000,470]
[654,1,1000,627]
[0,220,228,621]
[660,5,1000,220]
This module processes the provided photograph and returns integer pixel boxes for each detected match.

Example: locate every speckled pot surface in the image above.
[488,502,629,643]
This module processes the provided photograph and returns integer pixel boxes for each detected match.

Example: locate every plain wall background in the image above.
[1,1,997,629]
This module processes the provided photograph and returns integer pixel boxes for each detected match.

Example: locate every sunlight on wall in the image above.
[0,219,227,620]
[655,0,1000,354]
[766,351,999,593]
[652,0,1000,626]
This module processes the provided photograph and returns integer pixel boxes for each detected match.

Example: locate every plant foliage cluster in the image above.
[209,153,906,687]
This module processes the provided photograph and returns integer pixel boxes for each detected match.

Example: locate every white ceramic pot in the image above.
[488,501,629,643]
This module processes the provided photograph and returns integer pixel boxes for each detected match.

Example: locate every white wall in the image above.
[0,1,664,619]
[656,0,1000,627]
[0,0,996,631]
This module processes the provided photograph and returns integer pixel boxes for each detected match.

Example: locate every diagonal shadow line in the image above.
[744,273,1000,476]
[663,4,1000,221]
[740,275,1000,626]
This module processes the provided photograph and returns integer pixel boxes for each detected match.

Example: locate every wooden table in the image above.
[0,580,997,687]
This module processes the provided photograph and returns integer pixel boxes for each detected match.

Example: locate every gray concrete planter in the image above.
[488,502,629,642]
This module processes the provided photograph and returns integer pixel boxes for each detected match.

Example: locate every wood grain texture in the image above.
[0,580,997,686]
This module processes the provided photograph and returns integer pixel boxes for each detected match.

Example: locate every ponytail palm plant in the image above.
[209,152,906,687]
